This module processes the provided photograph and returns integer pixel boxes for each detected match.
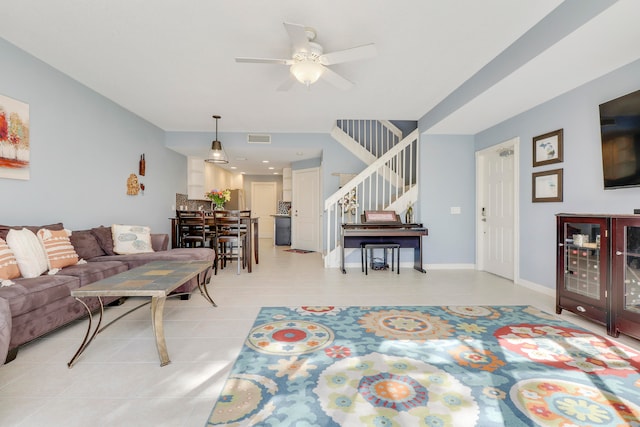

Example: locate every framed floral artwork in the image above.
[0,94,30,180]
[533,128,563,167]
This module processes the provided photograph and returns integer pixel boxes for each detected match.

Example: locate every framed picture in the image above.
[533,129,563,167]
[532,168,563,203]
[0,93,30,180]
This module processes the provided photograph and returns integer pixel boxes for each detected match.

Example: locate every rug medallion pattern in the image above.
[206,305,640,426]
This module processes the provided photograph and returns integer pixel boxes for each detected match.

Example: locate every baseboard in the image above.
[425,263,475,270]
[516,277,555,297]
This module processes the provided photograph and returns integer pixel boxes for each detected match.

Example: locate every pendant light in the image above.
[206,115,229,164]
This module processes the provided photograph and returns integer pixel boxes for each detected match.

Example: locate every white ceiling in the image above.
[1,0,640,174]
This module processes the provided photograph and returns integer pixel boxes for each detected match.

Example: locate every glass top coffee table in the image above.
[68,260,215,367]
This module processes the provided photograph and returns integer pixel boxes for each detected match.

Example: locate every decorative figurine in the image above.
[127,173,140,195]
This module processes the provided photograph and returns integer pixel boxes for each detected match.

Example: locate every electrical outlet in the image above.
[450,207,461,214]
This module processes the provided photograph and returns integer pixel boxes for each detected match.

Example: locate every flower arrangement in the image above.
[205,188,231,209]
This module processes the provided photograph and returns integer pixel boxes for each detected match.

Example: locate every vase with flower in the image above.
[205,189,231,210]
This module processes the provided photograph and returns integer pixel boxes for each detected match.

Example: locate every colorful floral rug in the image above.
[205,305,640,426]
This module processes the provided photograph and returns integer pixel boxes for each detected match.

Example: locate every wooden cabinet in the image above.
[611,217,640,340]
[556,213,640,341]
[556,215,609,330]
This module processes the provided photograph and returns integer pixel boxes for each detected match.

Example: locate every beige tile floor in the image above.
[1,239,638,426]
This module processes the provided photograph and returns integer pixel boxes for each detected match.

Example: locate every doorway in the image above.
[476,138,519,280]
[292,167,320,251]
[251,182,277,239]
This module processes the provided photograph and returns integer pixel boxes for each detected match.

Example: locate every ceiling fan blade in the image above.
[283,22,311,53]
[235,57,292,65]
[320,66,354,91]
[276,76,296,92]
[320,43,377,65]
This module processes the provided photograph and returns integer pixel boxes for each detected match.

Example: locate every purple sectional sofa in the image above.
[0,224,215,364]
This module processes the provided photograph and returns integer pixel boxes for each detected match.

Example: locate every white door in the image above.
[477,139,518,280]
[292,167,320,251]
[251,182,277,239]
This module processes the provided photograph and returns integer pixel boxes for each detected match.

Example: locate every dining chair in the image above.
[176,210,208,248]
[213,210,248,274]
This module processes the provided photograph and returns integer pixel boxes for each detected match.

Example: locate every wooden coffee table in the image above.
[68,260,214,367]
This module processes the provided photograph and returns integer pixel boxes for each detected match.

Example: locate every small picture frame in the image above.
[532,168,563,203]
[533,129,563,167]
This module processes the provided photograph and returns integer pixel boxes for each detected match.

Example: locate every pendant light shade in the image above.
[206,115,229,164]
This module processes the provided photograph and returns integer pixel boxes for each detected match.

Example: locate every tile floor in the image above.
[1,239,638,426]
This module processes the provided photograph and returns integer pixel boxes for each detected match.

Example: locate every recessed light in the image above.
[262,160,269,163]
[241,171,245,174]
[296,152,304,156]
[268,167,274,170]
[230,166,237,170]
[273,172,279,175]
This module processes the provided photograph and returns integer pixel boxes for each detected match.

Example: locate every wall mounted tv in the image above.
[600,89,640,189]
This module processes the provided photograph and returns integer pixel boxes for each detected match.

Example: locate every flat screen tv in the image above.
[600,89,640,189]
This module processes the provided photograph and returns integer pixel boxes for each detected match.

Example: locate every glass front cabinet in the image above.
[612,217,640,340]
[556,215,609,331]
[556,214,640,341]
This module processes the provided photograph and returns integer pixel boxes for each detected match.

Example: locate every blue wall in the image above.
[476,58,640,289]
[419,135,476,265]
[0,38,186,234]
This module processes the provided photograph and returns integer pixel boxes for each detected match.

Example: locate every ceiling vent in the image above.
[247,134,271,144]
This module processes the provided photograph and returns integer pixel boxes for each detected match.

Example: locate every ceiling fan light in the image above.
[290,60,323,86]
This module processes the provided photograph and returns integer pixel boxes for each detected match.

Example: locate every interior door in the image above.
[478,140,517,280]
[292,167,320,251]
[251,182,277,239]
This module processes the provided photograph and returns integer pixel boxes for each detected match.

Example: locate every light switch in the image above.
[450,207,461,214]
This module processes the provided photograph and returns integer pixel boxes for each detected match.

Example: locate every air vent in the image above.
[247,134,271,144]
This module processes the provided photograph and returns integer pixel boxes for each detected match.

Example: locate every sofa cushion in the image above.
[0,274,80,317]
[6,229,49,278]
[91,226,115,255]
[59,260,128,286]
[0,238,20,281]
[69,229,105,260]
[112,224,154,254]
[37,228,79,270]
[0,297,11,363]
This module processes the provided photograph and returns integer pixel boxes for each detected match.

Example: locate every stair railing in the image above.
[324,129,418,263]
[336,120,403,159]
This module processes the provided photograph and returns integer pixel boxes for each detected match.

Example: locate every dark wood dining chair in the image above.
[176,210,208,248]
[213,210,248,274]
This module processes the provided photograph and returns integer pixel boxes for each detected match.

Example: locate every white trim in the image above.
[475,137,520,281]
[516,278,555,297]
[426,263,476,270]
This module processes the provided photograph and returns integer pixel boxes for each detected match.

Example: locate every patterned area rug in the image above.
[206,305,640,426]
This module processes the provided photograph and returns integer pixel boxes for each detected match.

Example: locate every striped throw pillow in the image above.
[0,237,20,280]
[37,228,79,270]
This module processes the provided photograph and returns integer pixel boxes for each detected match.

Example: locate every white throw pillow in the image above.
[111,224,154,254]
[6,228,49,278]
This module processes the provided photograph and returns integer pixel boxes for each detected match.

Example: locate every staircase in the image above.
[324,121,419,268]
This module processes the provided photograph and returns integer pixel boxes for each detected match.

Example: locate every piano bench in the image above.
[362,243,400,275]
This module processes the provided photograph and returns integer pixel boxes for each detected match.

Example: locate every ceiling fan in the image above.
[235,22,377,91]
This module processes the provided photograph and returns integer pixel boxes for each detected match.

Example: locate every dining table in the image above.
[170,213,259,271]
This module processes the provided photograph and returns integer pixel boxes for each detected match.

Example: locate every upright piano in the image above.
[341,211,428,274]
